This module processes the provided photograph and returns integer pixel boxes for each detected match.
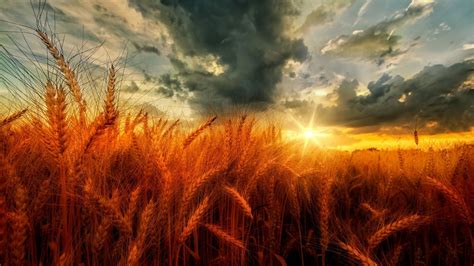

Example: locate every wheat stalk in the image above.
[223,119,233,165]
[137,201,155,244]
[156,151,173,221]
[319,175,333,259]
[361,203,386,220]
[10,212,28,266]
[11,185,28,266]
[127,243,139,266]
[244,160,274,197]
[0,196,7,261]
[235,115,247,151]
[82,111,117,154]
[31,178,51,219]
[388,244,404,266]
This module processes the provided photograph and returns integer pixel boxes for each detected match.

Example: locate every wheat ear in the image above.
[44,82,68,159]
[204,224,245,249]
[36,30,86,124]
[84,179,131,235]
[179,196,210,243]
[425,176,473,224]
[183,116,217,148]
[161,119,180,138]
[127,201,155,265]
[338,242,377,266]
[0,109,27,129]
[414,130,419,146]
[104,64,117,120]
[223,186,253,219]
[82,111,117,154]
[93,218,112,253]
[368,214,429,250]
[182,167,223,214]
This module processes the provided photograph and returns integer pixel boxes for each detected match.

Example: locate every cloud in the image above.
[431,22,451,36]
[353,0,373,25]
[132,42,161,56]
[463,43,474,51]
[123,81,140,93]
[156,73,187,100]
[321,0,434,64]
[285,60,474,133]
[296,0,355,33]
[129,0,308,112]
[136,102,165,117]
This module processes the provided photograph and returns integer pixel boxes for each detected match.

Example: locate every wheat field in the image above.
[0,29,473,266]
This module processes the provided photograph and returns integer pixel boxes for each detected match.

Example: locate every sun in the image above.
[303,129,315,139]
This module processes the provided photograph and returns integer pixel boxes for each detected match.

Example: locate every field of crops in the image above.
[0,29,473,266]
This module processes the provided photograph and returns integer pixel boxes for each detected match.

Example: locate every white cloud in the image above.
[408,0,435,9]
[46,0,172,59]
[462,43,474,50]
[353,0,373,26]
[320,0,434,63]
[433,22,451,35]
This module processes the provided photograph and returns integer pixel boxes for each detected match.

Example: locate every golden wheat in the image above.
[368,214,429,250]
[204,223,245,249]
[0,32,473,265]
[338,242,377,266]
[0,109,27,128]
[179,196,210,243]
[36,30,86,124]
[425,176,473,224]
[223,186,253,219]
[182,116,217,148]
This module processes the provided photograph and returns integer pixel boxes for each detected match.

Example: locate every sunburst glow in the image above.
[303,129,315,139]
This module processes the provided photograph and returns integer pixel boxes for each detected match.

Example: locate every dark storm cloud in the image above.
[132,42,161,56]
[287,60,474,133]
[129,0,309,111]
[321,1,433,64]
[156,73,186,99]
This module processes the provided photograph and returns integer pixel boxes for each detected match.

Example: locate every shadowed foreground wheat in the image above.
[0,29,473,266]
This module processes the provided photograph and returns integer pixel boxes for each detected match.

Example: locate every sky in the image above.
[0,0,473,149]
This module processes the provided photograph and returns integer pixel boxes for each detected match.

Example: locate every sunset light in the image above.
[303,129,315,139]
